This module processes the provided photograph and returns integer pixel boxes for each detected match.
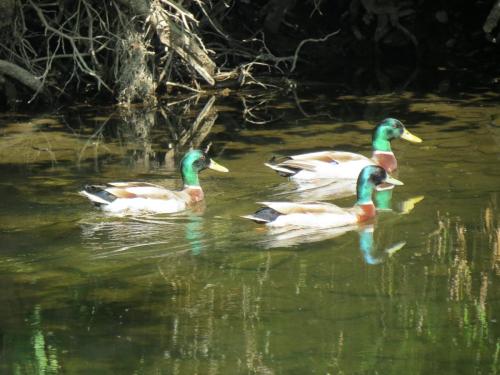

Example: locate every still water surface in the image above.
[0,90,499,374]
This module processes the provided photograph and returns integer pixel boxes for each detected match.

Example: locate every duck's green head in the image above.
[372,118,422,152]
[356,165,403,205]
[180,150,229,187]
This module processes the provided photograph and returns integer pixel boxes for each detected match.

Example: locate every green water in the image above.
[0,90,499,374]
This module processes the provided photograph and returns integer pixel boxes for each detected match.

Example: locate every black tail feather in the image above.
[267,155,299,177]
[83,185,117,204]
[252,207,281,223]
[268,155,291,165]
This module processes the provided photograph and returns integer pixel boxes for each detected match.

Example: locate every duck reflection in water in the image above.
[185,214,205,256]
[271,178,358,201]
[358,224,406,265]
[80,206,207,259]
[364,188,423,264]
[272,172,420,204]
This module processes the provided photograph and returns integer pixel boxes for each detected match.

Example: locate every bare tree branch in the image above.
[291,30,340,72]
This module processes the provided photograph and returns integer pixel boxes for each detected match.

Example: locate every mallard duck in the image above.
[265,118,422,180]
[242,165,403,228]
[80,150,228,214]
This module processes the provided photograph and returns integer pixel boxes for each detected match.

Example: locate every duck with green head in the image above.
[265,118,422,180]
[243,165,403,228]
[80,149,228,214]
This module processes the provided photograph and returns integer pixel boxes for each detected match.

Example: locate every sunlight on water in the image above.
[0,91,499,374]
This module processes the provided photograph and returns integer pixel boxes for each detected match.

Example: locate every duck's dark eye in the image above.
[193,158,205,169]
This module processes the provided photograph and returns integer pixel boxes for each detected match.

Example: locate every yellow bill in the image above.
[385,175,404,186]
[385,241,407,257]
[401,128,423,143]
[400,195,425,214]
[208,159,229,172]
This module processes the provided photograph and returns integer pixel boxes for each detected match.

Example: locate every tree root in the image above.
[0,59,43,92]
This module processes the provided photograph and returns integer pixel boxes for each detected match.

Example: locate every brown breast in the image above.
[357,203,377,223]
[372,152,397,172]
[185,187,205,203]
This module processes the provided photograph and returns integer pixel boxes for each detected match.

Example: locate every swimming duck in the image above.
[265,118,422,180]
[242,165,403,228]
[79,150,228,214]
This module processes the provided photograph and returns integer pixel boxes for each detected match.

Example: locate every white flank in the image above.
[102,198,186,214]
